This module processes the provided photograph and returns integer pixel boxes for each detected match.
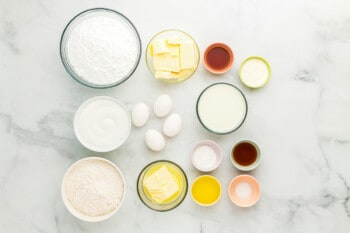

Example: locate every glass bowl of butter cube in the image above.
[137,160,188,211]
[146,30,200,83]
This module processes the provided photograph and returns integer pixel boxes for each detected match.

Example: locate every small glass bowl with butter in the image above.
[137,160,188,211]
[145,29,200,84]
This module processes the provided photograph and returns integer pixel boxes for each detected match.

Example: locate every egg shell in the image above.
[154,94,173,117]
[145,129,165,152]
[163,113,182,137]
[132,103,150,127]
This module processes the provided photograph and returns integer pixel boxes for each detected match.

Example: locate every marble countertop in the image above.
[1,0,350,232]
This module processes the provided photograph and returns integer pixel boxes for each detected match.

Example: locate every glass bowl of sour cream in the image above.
[60,8,142,88]
[73,96,131,152]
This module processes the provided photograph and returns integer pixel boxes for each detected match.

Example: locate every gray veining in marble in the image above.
[0,0,350,232]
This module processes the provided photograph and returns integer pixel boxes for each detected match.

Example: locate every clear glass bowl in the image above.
[60,8,142,88]
[196,82,248,135]
[145,29,200,84]
[137,160,188,211]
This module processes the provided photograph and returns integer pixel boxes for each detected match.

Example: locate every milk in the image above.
[197,83,247,134]
[240,57,270,88]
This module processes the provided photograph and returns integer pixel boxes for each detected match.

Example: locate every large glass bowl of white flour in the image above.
[60,8,141,88]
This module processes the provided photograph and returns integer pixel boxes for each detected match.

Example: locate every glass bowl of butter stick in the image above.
[137,160,188,211]
[146,29,200,84]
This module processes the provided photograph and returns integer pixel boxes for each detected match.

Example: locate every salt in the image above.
[193,145,217,170]
[235,182,252,199]
[66,11,140,85]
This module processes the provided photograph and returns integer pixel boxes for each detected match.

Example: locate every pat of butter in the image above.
[179,41,195,69]
[167,37,181,45]
[153,54,180,72]
[155,71,181,80]
[143,165,180,204]
[152,39,168,55]
[168,45,179,56]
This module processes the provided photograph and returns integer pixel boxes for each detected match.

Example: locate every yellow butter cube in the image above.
[155,71,172,79]
[168,45,179,56]
[155,71,182,80]
[153,54,180,72]
[152,39,168,55]
[167,37,181,45]
[143,165,179,204]
[179,41,195,70]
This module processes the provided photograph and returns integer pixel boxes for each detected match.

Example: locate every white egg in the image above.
[154,94,173,117]
[132,103,150,127]
[145,129,165,152]
[163,113,182,137]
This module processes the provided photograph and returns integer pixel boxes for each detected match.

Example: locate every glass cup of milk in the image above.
[196,83,248,134]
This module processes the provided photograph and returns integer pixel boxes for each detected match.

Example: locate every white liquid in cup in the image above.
[240,57,270,88]
[197,83,247,134]
[74,96,131,152]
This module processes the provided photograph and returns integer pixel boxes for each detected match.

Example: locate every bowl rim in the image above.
[136,160,188,212]
[238,56,271,88]
[190,175,222,206]
[73,96,131,152]
[59,7,142,89]
[145,29,200,84]
[61,156,126,222]
[196,82,248,135]
[190,140,222,172]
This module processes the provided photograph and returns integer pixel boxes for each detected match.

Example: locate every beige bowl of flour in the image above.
[61,157,126,222]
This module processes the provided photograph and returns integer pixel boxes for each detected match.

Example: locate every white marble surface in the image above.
[1,0,350,232]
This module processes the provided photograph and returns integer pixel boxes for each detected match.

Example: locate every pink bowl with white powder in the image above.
[191,140,222,172]
[228,175,261,207]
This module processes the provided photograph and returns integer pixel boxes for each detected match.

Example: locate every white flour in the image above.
[66,12,140,85]
[65,159,124,217]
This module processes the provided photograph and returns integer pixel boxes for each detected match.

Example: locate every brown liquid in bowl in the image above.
[232,142,257,166]
[206,47,230,71]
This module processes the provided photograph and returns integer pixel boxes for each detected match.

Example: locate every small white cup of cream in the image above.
[191,140,222,172]
[239,56,271,88]
[74,96,131,152]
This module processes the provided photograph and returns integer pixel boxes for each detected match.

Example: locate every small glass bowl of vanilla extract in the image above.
[230,140,261,171]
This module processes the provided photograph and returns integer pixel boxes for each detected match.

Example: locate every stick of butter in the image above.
[179,41,195,70]
[155,71,182,80]
[149,35,197,81]
[167,37,181,45]
[143,165,180,204]
[152,39,169,55]
[153,54,180,72]
[168,45,179,56]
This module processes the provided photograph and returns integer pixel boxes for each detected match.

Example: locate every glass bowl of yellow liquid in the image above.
[137,160,188,211]
[191,175,221,206]
[145,29,200,84]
